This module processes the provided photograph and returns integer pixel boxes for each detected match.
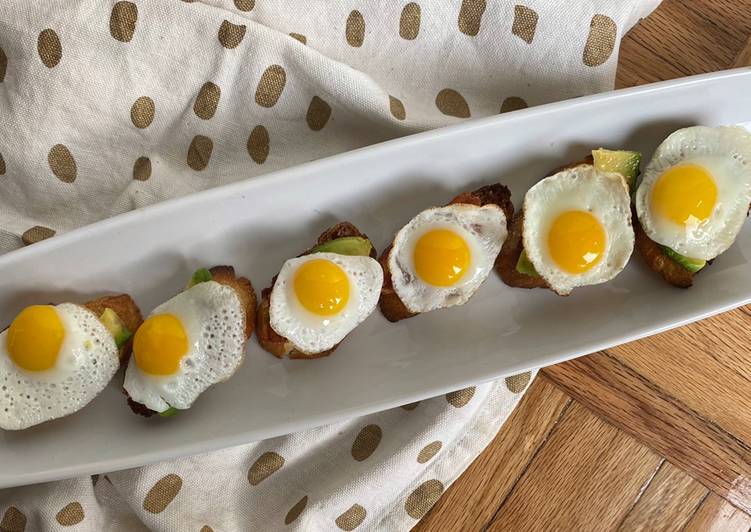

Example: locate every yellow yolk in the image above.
[651,164,717,226]
[6,305,64,371]
[547,211,606,274]
[413,229,471,287]
[294,259,350,316]
[133,314,188,375]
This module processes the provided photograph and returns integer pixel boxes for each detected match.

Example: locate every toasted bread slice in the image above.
[256,222,375,360]
[379,183,514,323]
[125,265,256,417]
[633,211,694,288]
[83,294,143,365]
[495,211,549,290]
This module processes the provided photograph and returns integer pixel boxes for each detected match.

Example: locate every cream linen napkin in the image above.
[0,1,659,530]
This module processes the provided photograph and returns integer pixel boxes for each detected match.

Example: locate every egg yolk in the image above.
[133,314,188,375]
[294,259,350,316]
[547,211,606,274]
[6,305,64,372]
[413,229,471,287]
[651,164,717,226]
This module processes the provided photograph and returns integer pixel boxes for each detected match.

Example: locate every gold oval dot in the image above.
[218,20,247,49]
[335,504,366,531]
[143,473,183,514]
[405,479,444,519]
[38,29,62,68]
[346,10,365,47]
[351,424,382,462]
[0,46,7,82]
[48,144,76,182]
[248,451,285,485]
[435,89,470,118]
[133,156,151,181]
[22,226,56,246]
[110,1,138,43]
[285,495,308,525]
[234,0,254,11]
[458,0,486,36]
[512,5,538,44]
[194,81,221,120]
[0,506,26,532]
[56,502,84,526]
[417,441,442,463]
[389,95,406,120]
[187,135,213,171]
[306,96,331,131]
[505,371,531,393]
[289,33,307,44]
[401,401,419,411]
[500,96,527,113]
[247,125,269,164]
[0,151,5,175]
[583,14,617,67]
[200,527,213,532]
[399,3,421,40]
[255,65,286,108]
[445,386,475,407]
[131,96,155,128]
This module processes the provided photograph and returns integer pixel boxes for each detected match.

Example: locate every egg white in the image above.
[635,126,751,260]
[269,252,383,355]
[123,281,246,413]
[0,303,119,430]
[389,203,507,313]
[523,165,634,296]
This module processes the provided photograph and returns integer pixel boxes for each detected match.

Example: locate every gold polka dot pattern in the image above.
[512,5,538,44]
[133,156,151,181]
[399,3,421,40]
[55,502,85,526]
[110,1,138,43]
[389,96,406,120]
[194,82,221,120]
[458,0,486,37]
[218,20,247,49]
[435,89,470,118]
[306,96,331,131]
[248,451,285,485]
[38,29,62,68]
[290,33,307,45]
[405,479,444,519]
[247,125,269,164]
[255,65,286,108]
[0,506,26,532]
[500,96,528,113]
[445,386,475,407]
[234,0,254,12]
[48,144,76,182]
[351,424,382,461]
[346,11,365,47]
[583,14,617,67]
[335,504,366,530]
[505,371,532,393]
[131,96,155,128]
[285,495,308,525]
[143,473,183,514]
[417,441,442,463]
[22,226,55,245]
[187,135,213,171]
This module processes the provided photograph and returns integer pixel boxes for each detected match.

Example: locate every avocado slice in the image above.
[515,249,540,277]
[310,236,373,257]
[660,245,706,273]
[99,308,132,348]
[186,267,213,289]
[159,406,179,417]
[592,148,641,193]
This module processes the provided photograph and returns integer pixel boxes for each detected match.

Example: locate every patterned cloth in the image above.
[0,0,658,530]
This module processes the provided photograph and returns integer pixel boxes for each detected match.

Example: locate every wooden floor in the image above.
[415,1,751,530]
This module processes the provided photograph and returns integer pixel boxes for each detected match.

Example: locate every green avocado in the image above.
[310,236,373,257]
[515,249,540,277]
[99,308,131,348]
[592,148,642,193]
[186,267,213,289]
[159,406,179,418]
[660,245,706,273]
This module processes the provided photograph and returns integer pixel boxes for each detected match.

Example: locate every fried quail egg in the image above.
[389,203,507,313]
[523,165,634,295]
[269,252,383,355]
[635,126,751,260]
[124,281,246,414]
[0,304,119,430]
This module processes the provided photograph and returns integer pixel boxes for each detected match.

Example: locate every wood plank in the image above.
[541,353,751,514]
[486,402,662,531]
[683,493,751,532]
[617,461,707,531]
[413,376,571,531]
[607,308,751,443]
